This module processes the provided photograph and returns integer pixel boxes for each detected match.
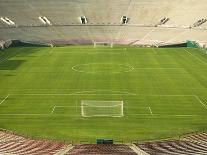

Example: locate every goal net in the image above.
[93,42,113,48]
[81,100,124,117]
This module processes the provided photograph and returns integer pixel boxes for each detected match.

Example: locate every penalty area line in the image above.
[51,106,56,114]
[126,114,201,117]
[0,94,10,105]
[148,107,153,115]
[134,67,184,70]
[193,95,207,110]
[0,113,203,117]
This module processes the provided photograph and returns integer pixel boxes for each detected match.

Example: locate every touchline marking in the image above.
[0,94,10,105]
[148,107,153,115]
[193,95,207,110]
[184,49,207,66]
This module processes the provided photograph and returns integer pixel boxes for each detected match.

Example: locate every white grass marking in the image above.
[51,105,81,114]
[51,49,127,54]
[0,94,10,105]
[11,93,196,97]
[49,47,54,54]
[55,106,81,108]
[72,63,134,74]
[127,114,200,117]
[0,114,50,116]
[71,90,136,95]
[12,93,136,96]
[134,67,184,70]
[91,48,127,51]
[11,90,137,96]
[193,95,207,110]
[0,113,203,117]
[152,48,157,54]
[184,49,207,66]
[76,101,78,113]
[148,107,153,115]
[51,106,56,114]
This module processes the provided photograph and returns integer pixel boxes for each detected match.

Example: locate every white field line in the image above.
[11,93,137,96]
[50,49,127,54]
[184,49,207,66]
[0,114,50,116]
[148,107,153,115]
[0,113,203,117]
[55,106,81,108]
[71,63,134,74]
[152,48,157,54]
[10,93,196,97]
[126,114,201,117]
[0,94,10,105]
[73,90,136,95]
[49,47,54,54]
[51,106,81,114]
[76,101,78,113]
[193,95,207,110]
[134,67,184,70]
[51,106,56,114]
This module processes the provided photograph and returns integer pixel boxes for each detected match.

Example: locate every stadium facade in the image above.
[0,0,207,47]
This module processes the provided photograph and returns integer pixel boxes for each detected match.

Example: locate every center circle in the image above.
[72,63,134,74]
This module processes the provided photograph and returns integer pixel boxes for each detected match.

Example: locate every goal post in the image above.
[81,100,124,117]
[93,42,113,48]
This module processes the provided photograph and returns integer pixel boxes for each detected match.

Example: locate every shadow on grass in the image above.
[0,60,25,70]
[4,74,16,76]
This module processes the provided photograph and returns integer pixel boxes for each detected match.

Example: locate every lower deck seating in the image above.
[183,133,207,144]
[0,130,69,155]
[137,132,207,155]
[66,144,137,155]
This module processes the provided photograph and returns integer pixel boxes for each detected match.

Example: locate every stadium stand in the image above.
[66,144,137,155]
[182,132,207,144]
[0,130,70,155]
[1,0,207,45]
[0,130,139,155]
[1,129,207,155]
[136,132,207,155]
[164,0,207,27]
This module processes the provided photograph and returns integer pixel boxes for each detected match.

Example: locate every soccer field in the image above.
[0,46,207,142]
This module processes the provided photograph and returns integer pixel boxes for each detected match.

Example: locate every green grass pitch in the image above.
[0,46,207,143]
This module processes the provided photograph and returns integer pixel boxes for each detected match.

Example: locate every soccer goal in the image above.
[93,42,113,48]
[81,100,124,117]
